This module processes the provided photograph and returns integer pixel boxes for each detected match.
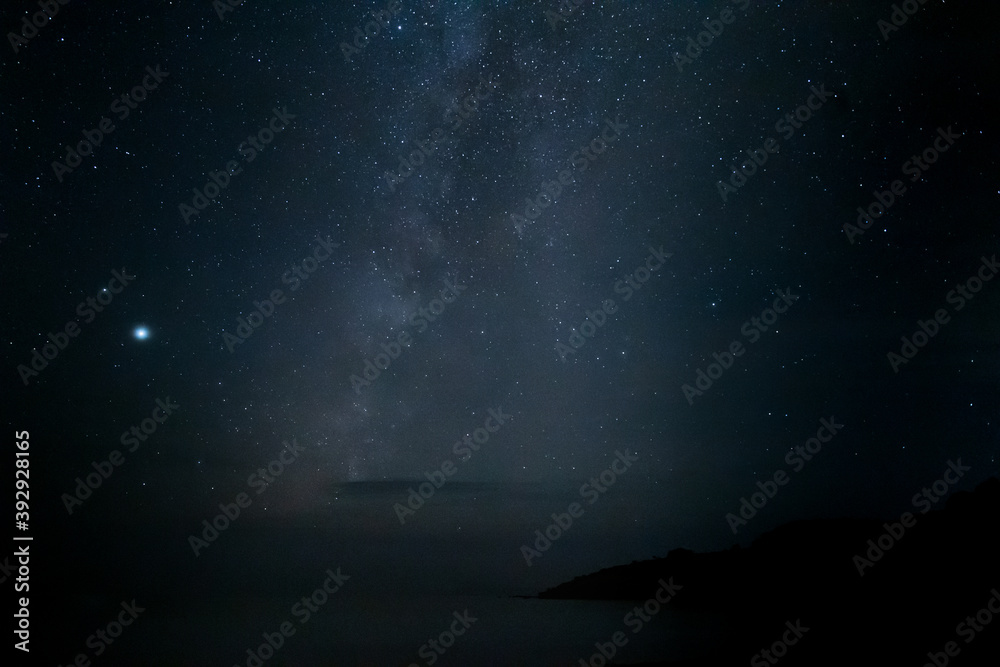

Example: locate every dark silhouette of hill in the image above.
[537,477,1000,666]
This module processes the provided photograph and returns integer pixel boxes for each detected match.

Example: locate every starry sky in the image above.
[3,0,999,663]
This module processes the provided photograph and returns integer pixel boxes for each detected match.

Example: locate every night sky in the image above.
[3,0,999,664]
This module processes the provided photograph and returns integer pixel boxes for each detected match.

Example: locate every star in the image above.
[133,326,150,340]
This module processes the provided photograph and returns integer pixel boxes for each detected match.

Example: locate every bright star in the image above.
[134,326,149,340]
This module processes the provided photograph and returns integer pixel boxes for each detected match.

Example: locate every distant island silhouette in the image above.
[535,477,1000,666]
